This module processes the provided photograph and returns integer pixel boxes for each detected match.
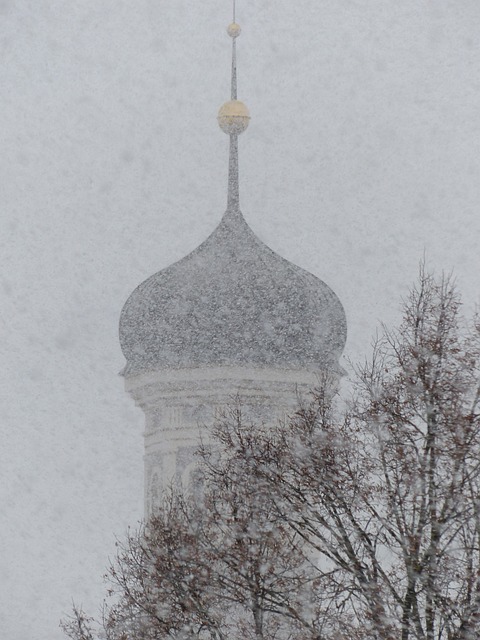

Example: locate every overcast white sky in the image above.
[1,1,480,638]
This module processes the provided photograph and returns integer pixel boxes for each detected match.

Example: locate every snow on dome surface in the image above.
[119,208,347,376]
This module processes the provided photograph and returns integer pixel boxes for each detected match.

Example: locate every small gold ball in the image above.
[227,22,241,38]
[218,100,250,135]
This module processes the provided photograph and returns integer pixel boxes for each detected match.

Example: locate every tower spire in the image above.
[217,0,250,212]
[231,0,237,101]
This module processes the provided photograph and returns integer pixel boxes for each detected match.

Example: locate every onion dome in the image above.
[119,9,347,377]
[119,209,346,376]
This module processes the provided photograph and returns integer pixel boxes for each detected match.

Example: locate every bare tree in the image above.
[197,404,320,639]
[353,268,480,640]
[233,267,480,640]
[62,267,480,640]
[62,433,313,639]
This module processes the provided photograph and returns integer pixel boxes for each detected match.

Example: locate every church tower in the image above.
[119,4,347,514]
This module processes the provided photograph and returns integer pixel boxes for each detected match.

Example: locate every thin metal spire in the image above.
[217,0,250,212]
[229,0,238,209]
[231,0,237,100]
[227,131,239,210]
[231,38,237,99]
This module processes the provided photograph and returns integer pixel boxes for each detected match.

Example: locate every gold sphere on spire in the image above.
[218,100,250,135]
[227,22,241,38]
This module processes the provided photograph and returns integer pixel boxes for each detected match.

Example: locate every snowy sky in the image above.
[1,1,479,638]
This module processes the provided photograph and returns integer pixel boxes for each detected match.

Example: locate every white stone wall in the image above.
[125,366,323,515]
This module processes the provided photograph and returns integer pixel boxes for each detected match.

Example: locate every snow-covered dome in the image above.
[120,14,347,378]
[119,207,347,377]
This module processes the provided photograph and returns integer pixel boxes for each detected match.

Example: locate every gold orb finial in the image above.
[227,22,241,38]
[218,100,250,135]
